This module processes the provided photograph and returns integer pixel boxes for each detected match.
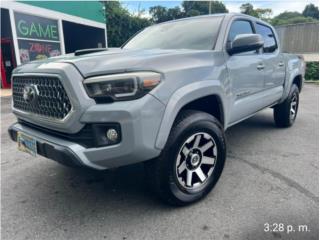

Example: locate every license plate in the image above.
[17,132,37,157]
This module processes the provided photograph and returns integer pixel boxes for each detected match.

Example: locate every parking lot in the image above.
[1,84,318,240]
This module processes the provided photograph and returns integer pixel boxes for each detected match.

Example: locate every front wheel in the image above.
[274,84,300,128]
[145,110,226,206]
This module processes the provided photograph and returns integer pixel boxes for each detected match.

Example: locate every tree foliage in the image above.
[239,3,318,25]
[240,3,272,19]
[303,3,319,19]
[182,1,228,16]
[305,62,319,80]
[102,1,151,47]
[271,11,317,26]
[149,6,184,23]
[150,1,228,23]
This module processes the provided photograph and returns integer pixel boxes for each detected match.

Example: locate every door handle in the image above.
[257,63,265,70]
[278,62,284,67]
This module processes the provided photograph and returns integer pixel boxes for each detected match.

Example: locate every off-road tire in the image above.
[274,84,300,128]
[145,110,226,206]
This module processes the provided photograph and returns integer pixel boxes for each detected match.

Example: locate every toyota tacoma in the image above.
[8,13,305,205]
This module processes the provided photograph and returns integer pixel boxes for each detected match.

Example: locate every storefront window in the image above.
[14,12,61,63]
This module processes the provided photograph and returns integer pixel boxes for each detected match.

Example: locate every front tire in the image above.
[274,84,300,128]
[145,110,226,206]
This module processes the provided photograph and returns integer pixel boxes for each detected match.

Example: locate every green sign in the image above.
[14,12,59,41]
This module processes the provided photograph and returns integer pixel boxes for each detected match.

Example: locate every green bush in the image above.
[305,61,319,80]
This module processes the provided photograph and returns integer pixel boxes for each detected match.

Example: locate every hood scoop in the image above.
[74,48,108,56]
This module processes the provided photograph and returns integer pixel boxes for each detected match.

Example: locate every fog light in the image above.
[106,129,118,142]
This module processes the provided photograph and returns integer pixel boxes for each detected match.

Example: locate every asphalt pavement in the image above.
[1,84,318,240]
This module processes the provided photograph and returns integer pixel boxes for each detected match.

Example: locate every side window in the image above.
[227,20,253,42]
[256,23,277,53]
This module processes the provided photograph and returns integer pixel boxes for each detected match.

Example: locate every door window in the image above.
[227,20,254,42]
[255,23,278,53]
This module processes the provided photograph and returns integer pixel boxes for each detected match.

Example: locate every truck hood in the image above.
[14,48,216,77]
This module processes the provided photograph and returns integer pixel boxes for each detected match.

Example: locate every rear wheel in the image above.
[145,110,226,206]
[274,84,299,128]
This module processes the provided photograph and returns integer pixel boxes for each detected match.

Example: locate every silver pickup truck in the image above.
[9,13,304,205]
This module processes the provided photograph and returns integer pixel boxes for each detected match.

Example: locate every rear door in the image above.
[225,19,265,124]
[255,23,285,99]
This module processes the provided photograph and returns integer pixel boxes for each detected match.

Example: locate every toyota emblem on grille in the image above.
[23,84,39,104]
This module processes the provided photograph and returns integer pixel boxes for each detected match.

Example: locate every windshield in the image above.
[123,16,223,50]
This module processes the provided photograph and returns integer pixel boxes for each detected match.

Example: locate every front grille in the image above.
[12,76,72,120]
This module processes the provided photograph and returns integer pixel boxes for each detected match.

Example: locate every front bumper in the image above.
[8,126,85,168]
[8,94,165,170]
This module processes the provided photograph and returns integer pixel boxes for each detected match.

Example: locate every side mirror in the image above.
[227,34,264,55]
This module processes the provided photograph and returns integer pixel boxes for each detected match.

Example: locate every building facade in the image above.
[1,1,107,88]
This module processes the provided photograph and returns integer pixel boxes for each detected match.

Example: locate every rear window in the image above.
[255,23,278,53]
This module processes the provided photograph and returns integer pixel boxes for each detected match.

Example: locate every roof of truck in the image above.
[153,13,268,26]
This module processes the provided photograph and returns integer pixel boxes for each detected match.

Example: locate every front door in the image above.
[1,39,16,88]
[225,19,265,125]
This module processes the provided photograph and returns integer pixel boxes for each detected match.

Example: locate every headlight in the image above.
[83,72,161,102]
